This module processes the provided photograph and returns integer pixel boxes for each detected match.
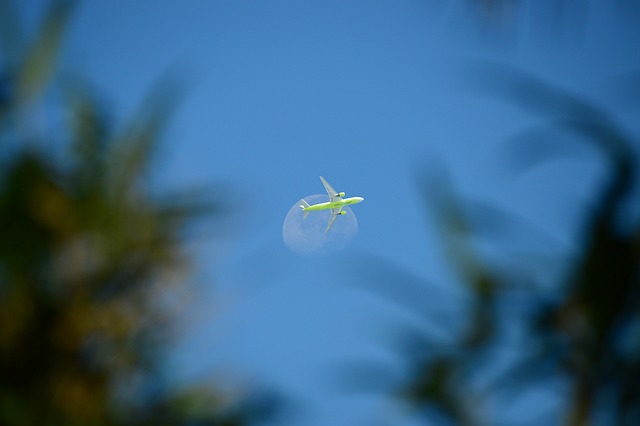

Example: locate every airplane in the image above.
[299,176,364,233]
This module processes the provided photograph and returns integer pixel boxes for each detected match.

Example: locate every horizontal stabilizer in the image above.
[299,199,311,219]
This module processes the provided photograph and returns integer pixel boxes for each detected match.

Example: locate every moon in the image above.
[282,194,358,256]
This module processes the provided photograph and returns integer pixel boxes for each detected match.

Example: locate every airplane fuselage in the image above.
[302,196,364,211]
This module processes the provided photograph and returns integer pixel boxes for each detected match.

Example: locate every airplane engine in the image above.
[339,210,346,215]
[338,192,345,197]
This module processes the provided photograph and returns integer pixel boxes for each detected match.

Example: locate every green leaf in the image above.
[17,0,74,103]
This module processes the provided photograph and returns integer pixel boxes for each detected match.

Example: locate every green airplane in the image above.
[300,176,364,233]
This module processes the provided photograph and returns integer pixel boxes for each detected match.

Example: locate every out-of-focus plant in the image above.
[332,66,639,425]
[0,1,279,425]
[442,70,637,425]
[487,66,640,426]
[460,0,638,44]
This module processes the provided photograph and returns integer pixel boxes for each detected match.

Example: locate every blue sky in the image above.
[21,1,640,424]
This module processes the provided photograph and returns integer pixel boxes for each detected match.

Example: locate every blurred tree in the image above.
[0,1,272,425]
[349,67,640,425]
[490,67,640,426]
[460,0,639,45]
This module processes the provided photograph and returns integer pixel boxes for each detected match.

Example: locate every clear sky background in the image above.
[20,1,640,424]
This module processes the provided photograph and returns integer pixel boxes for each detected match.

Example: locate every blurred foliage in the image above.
[487,67,640,426]
[0,1,278,424]
[347,67,640,425]
[462,0,639,42]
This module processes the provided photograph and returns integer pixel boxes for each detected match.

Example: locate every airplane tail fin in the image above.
[299,199,311,219]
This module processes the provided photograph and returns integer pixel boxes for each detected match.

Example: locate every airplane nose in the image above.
[358,197,364,202]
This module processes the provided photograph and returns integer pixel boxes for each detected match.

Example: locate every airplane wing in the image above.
[319,176,342,202]
[325,207,343,233]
